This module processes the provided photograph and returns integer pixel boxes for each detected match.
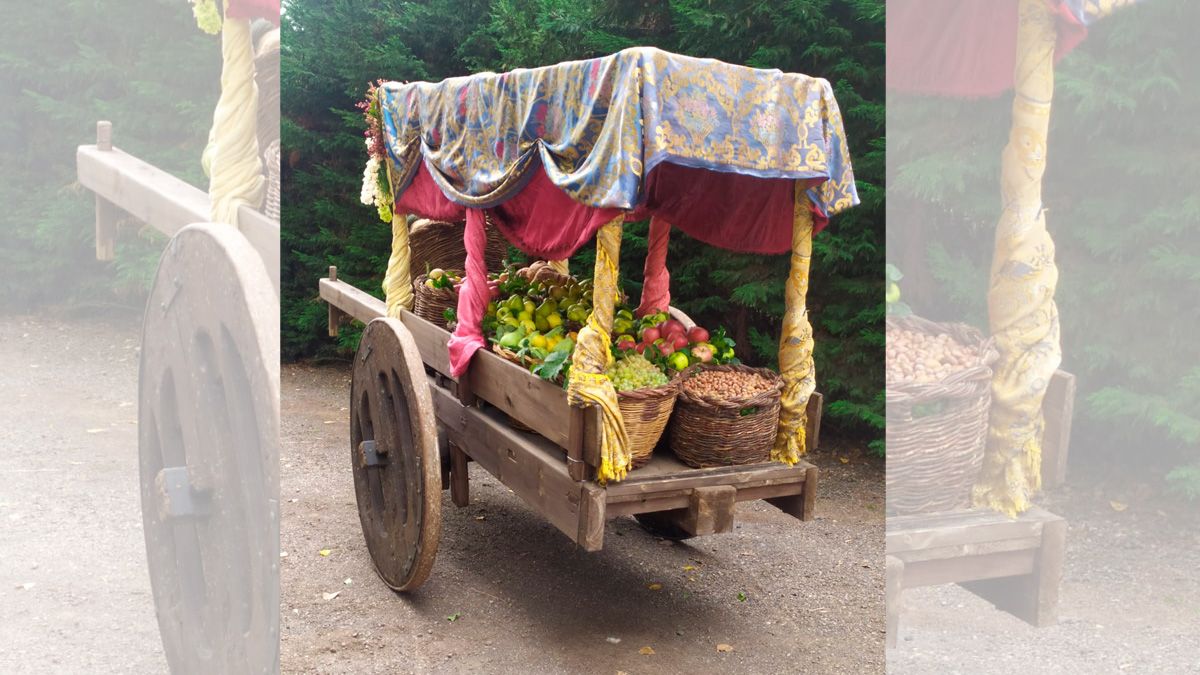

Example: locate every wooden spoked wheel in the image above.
[139,224,280,674]
[350,318,442,592]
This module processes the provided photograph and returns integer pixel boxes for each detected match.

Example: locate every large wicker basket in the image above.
[412,274,458,327]
[618,379,680,469]
[410,218,507,273]
[886,315,999,516]
[668,364,784,468]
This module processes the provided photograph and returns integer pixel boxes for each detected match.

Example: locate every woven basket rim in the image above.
[615,373,680,400]
[413,273,460,298]
[886,315,999,403]
[676,363,783,409]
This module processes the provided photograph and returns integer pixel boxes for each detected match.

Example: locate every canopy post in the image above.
[383,211,414,317]
[636,216,672,317]
[973,0,1063,516]
[567,215,631,484]
[548,259,569,275]
[773,186,816,466]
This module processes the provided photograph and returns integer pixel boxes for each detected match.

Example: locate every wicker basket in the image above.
[886,315,999,516]
[668,364,784,468]
[412,274,458,327]
[410,219,507,273]
[618,379,680,469]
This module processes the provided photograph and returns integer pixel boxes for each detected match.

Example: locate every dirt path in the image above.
[888,471,1200,674]
[280,363,886,674]
[0,314,164,674]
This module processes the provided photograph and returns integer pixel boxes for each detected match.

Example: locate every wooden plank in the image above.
[606,457,811,501]
[765,464,818,521]
[897,536,1043,564]
[960,513,1066,626]
[427,380,587,547]
[1041,370,1076,489]
[605,477,807,517]
[76,143,279,294]
[465,344,577,449]
[886,555,904,649]
[449,443,470,508]
[887,507,1048,555]
[319,277,385,324]
[900,550,1037,588]
[805,392,824,452]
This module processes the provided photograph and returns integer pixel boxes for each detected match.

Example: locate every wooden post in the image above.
[94,121,117,261]
[449,442,470,508]
[327,266,346,336]
[886,555,904,648]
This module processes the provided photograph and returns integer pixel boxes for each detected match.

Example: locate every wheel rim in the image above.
[139,224,279,674]
[350,318,441,592]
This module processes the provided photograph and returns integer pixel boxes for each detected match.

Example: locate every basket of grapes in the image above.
[605,353,680,469]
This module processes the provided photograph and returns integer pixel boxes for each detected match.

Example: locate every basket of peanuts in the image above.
[668,364,784,468]
[886,315,999,515]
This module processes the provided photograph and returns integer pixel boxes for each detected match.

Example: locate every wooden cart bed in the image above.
[321,273,820,552]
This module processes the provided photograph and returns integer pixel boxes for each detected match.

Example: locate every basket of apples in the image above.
[413,267,464,328]
[608,311,739,468]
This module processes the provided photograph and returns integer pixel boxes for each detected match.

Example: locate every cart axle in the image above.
[154,466,212,519]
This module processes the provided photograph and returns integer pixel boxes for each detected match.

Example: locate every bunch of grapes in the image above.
[606,353,669,392]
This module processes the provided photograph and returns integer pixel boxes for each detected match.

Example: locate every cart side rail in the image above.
[77,122,279,294]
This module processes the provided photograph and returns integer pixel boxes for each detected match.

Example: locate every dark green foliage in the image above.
[0,1,220,311]
[281,0,884,450]
[889,0,1199,496]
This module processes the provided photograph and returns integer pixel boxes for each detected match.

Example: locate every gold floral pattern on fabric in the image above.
[376,47,857,219]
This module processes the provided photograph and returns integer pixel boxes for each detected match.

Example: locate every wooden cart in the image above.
[77,119,280,673]
[885,371,1076,646]
[320,273,822,590]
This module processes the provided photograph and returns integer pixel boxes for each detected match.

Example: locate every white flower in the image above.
[360,156,381,206]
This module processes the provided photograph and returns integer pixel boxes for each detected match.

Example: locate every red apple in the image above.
[635,343,647,354]
[659,342,676,356]
[671,334,689,350]
[660,319,686,337]
[616,339,636,351]
[687,326,710,344]
[641,326,661,344]
[690,344,714,363]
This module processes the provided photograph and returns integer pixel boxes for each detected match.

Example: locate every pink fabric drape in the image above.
[394,160,829,375]
[446,209,490,377]
[636,216,672,317]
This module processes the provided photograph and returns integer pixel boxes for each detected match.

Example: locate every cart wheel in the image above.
[139,224,279,674]
[350,318,442,592]
[634,512,696,541]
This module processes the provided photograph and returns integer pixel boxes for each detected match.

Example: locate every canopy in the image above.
[378,47,858,258]
[887,0,1143,98]
[370,48,858,484]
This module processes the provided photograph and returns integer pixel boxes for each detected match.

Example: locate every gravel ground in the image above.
[280,362,886,674]
[0,314,165,674]
[888,470,1200,674]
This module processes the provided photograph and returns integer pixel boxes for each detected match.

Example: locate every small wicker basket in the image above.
[885,315,998,516]
[668,364,784,468]
[618,379,680,469]
[412,274,458,328]
[410,219,507,273]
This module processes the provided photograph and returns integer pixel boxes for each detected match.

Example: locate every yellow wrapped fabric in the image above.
[207,13,264,225]
[973,0,1063,516]
[382,212,414,317]
[567,216,631,484]
[773,185,816,465]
